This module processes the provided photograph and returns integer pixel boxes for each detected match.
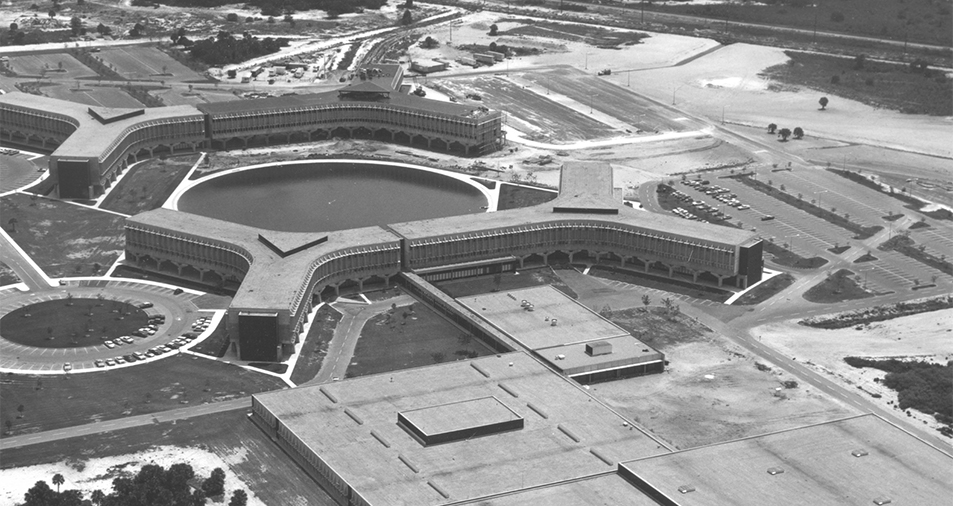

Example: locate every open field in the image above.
[346,302,492,377]
[0,410,336,506]
[7,53,98,78]
[0,355,286,437]
[435,266,577,298]
[734,273,795,306]
[803,269,875,303]
[761,51,952,116]
[41,83,145,108]
[0,153,42,193]
[641,0,951,47]
[496,182,557,210]
[100,153,202,215]
[439,75,616,143]
[591,331,856,450]
[96,46,207,81]
[0,194,125,278]
[757,310,953,437]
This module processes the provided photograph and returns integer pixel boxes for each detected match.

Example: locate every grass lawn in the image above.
[0,261,21,285]
[289,305,342,385]
[606,307,711,351]
[803,269,874,303]
[1,298,148,348]
[100,154,201,215]
[346,303,492,378]
[496,183,558,211]
[734,273,796,306]
[854,252,878,263]
[0,355,286,437]
[1,194,125,278]
[0,409,337,506]
[761,51,952,116]
[587,265,732,303]
[435,266,577,298]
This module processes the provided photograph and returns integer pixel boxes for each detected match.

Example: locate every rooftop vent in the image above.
[586,341,613,357]
[767,467,784,476]
[851,449,869,458]
[873,496,892,505]
[677,485,695,494]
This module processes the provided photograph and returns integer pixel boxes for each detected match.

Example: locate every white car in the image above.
[103,340,116,349]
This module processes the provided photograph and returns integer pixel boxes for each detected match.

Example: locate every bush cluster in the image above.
[189,32,290,66]
[844,358,952,423]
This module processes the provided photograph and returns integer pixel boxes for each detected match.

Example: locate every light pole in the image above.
[722,105,726,124]
[672,84,686,105]
[816,190,829,209]
[584,51,589,70]
[788,234,800,253]
[812,4,818,44]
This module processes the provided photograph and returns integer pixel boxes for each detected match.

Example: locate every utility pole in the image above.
[812,4,818,44]
[640,0,645,24]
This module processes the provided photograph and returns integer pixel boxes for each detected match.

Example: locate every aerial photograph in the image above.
[0,0,950,504]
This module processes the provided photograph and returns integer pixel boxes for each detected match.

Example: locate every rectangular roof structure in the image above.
[539,335,664,377]
[458,286,630,350]
[253,352,668,505]
[398,396,523,446]
[620,414,953,506]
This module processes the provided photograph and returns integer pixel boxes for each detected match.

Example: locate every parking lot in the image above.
[0,280,223,374]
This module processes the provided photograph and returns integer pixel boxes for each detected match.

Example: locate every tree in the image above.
[17,404,24,418]
[191,489,207,506]
[767,123,777,134]
[401,9,412,25]
[52,473,65,493]
[10,22,18,31]
[489,23,499,36]
[70,16,82,36]
[404,0,414,7]
[226,13,239,22]
[229,490,248,506]
[641,294,651,308]
[854,54,866,70]
[90,489,106,505]
[819,96,829,110]
[7,217,17,233]
[23,481,56,506]
[202,468,226,497]
[778,128,791,141]
[793,126,804,139]
[4,419,11,433]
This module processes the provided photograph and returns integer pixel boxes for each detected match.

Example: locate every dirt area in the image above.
[591,331,855,450]
[756,309,953,440]
[0,261,21,286]
[289,304,341,384]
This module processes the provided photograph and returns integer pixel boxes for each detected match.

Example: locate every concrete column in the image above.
[619,256,626,268]
[541,251,550,264]
[716,274,727,287]
[465,145,470,156]
[391,131,396,141]
[594,251,602,263]
[199,268,207,281]
[737,275,747,289]
[357,278,365,292]
[644,261,650,273]
[242,137,249,148]
[427,137,433,148]
[667,265,674,278]
[692,271,699,283]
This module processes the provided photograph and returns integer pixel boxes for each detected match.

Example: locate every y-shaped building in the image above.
[0,64,503,199]
[125,162,763,362]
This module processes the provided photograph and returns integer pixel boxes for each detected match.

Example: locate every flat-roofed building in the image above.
[250,352,670,505]
[457,473,659,506]
[619,414,953,506]
[0,92,206,199]
[459,286,664,382]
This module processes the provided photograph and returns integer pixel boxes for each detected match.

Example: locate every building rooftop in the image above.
[0,92,202,159]
[620,414,953,506]
[253,352,669,505]
[458,286,629,350]
[538,335,664,377]
[463,473,659,506]
[196,87,497,120]
[388,163,758,248]
[127,208,400,312]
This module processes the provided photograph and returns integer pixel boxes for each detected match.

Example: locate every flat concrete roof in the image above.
[458,286,630,350]
[621,414,953,506]
[401,396,521,438]
[197,87,498,120]
[470,473,659,506]
[254,352,668,505]
[0,92,202,159]
[128,208,401,312]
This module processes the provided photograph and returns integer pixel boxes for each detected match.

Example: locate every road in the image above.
[0,397,249,451]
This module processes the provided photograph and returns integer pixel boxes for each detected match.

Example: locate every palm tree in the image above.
[52,473,65,493]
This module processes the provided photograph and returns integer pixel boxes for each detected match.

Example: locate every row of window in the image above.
[0,106,78,137]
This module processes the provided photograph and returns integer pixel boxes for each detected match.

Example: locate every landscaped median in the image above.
[798,295,953,329]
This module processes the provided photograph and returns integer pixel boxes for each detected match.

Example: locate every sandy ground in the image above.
[590,334,857,450]
[0,445,266,506]
[755,309,953,437]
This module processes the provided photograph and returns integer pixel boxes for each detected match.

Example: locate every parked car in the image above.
[760,215,776,221]
[104,340,116,349]
[134,351,147,360]
[121,336,134,344]
[138,302,154,309]
[94,359,105,368]
[63,362,72,371]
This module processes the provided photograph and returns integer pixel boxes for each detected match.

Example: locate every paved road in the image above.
[0,228,54,290]
[308,295,414,384]
[0,398,249,451]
